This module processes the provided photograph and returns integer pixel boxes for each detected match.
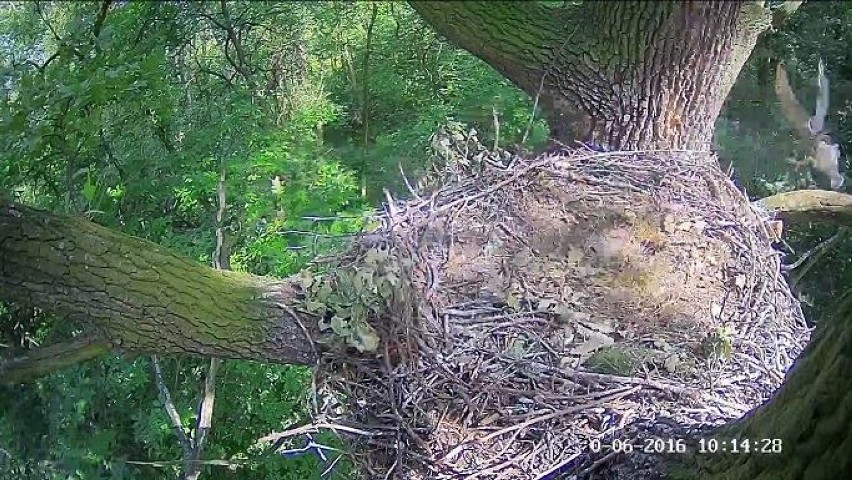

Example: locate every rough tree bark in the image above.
[0,199,317,378]
[675,294,852,480]
[410,1,773,151]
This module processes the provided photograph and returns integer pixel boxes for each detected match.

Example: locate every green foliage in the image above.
[300,247,416,353]
[2,3,353,478]
[0,356,321,480]
[318,3,547,201]
[229,120,368,277]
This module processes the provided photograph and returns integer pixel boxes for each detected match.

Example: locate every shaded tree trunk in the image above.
[410,1,772,151]
[674,295,852,480]
[0,199,317,373]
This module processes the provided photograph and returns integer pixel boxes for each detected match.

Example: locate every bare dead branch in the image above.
[256,422,377,446]
[809,59,829,134]
[152,356,192,455]
[789,227,847,283]
[776,60,845,190]
[775,63,812,138]
[186,358,220,479]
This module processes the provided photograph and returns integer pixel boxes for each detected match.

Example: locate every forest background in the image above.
[0,1,850,479]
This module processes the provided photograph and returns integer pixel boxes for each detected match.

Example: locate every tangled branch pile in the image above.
[302,130,809,479]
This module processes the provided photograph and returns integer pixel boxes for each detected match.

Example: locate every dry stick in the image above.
[186,358,219,479]
[151,355,192,456]
[521,26,579,145]
[434,157,555,213]
[184,167,229,480]
[212,167,227,271]
[276,300,320,416]
[492,105,500,151]
[256,422,377,445]
[126,459,246,468]
[785,226,846,273]
[278,302,318,364]
[398,161,422,201]
[480,386,641,443]
[521,74,544,146]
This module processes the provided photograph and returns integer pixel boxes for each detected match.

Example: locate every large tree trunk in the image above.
[676,294,852,480]
[0,199,317,373]
[411,1,772,151]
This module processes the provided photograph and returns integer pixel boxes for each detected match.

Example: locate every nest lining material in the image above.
[296,136,809,479]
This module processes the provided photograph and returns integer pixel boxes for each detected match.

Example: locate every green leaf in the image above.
[377,280,393,299]
[305,300,326,314]
[505,293,520,310]
[82,176,97,203]
[335,306,351,319]
[298,270,314,290]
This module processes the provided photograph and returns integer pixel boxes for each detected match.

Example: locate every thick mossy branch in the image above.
[758,190,852,225]
[0,199,317,366]
[0,335,110,384]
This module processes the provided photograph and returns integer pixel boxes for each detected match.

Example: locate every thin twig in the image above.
[577,450,619,477]
[478,387,640,443]
[399,161,423,201]
[151,356,191,455]
[256,422,376,445]
[492,105,500,151]
[521,26,579,145]
[125,459,246,468]
[277,302,318,364]
[785,226,846,273]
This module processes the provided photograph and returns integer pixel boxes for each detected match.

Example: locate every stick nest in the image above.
[308,129,809,479]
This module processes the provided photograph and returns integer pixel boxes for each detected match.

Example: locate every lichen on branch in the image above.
[0,199,317,366]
